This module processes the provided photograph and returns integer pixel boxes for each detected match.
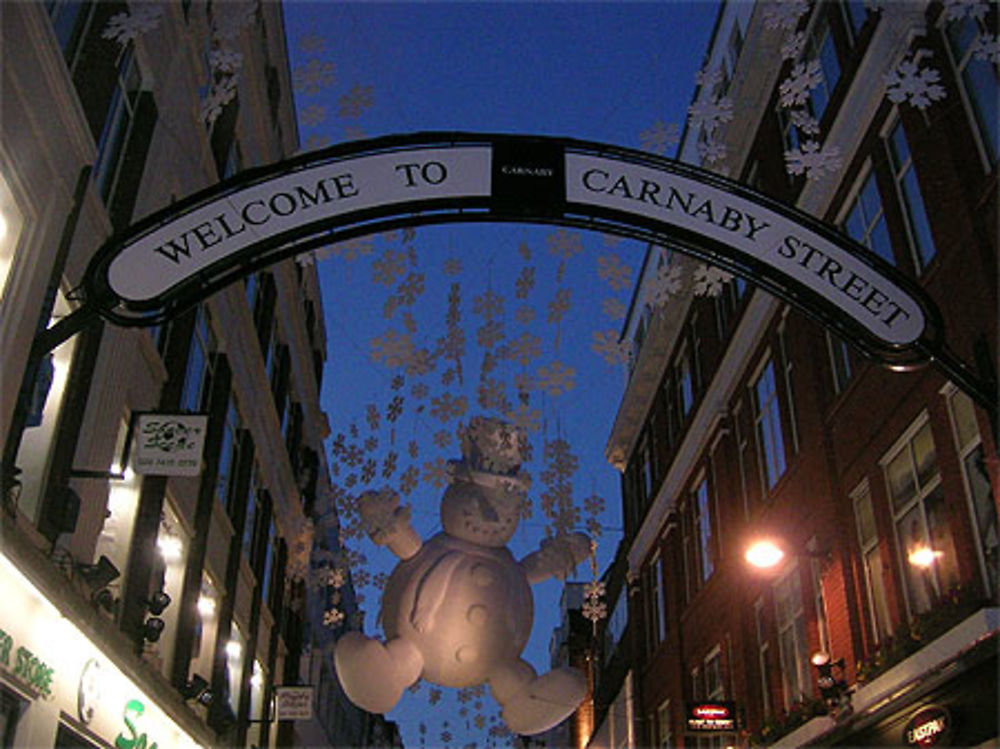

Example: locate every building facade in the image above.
[1,2,372,747]
[595,1,997,748]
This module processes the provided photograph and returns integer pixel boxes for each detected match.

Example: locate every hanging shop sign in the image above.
[275,685,314,721]
[83,133,940,367]
[686,701,738,733]
[904,705,952,747]
[131,413,208,477]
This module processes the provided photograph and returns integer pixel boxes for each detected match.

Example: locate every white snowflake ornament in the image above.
[639,120,680,155]
[102,4,163,45]
[785,140,844,180]
[688,96,734,134]
[973,35,1000,63]
[648,263,684,307]
[692,264,735,297]
[884,53,946,110]
[779,60,824,107]
[323,607,345,627]
[762,0,810,31]
[943,0,989,22]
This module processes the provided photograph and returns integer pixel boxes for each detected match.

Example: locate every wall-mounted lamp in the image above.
[147,590,171,616]
[142,616,165,643]
[812,651,850,714]
[180,674,214,706]
[744,538,829,570]
[907,545,944,569]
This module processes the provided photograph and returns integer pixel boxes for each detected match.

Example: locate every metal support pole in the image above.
[930,344,998,437]
[2,166,93,514]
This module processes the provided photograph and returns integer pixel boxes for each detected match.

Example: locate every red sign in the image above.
[904,705,951,747]
[686,702,737,732]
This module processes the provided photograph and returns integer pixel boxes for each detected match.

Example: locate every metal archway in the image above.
[70,132,992,412]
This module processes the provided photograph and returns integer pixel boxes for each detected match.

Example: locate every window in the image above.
[843,0,868,39]
[774,567,810,709]
[883,416,959,617]
[853,481,893,642]
[777,316,799,454]
[694,477,714,583]
[639,432,654,504]
[752,358,787,491]
[0,686,25,748]
[261,520,278,609]
[809,539,830,654]
[0,160,26,306]
[190,576,220,686]
[656,699,672,749]
[151,499,187,677]
[180,306,216,413]
[94,47,142,203]
[805,18,842,120]
[704,648,724,699]
[886,120,937,271]
[943,14,999,165]
[45,0,90,63]
[677,345,695,418]
[216,398,242,513]
[733,400,752,520]
[754,598,772,717]
[826,331,854,395]
[225,624,246,714]
[646,552,666,652]
[843,168,894,266]
[605,588,627,663]
[242,469,262,565]
[247,660,267,742]
[947,387,998,592]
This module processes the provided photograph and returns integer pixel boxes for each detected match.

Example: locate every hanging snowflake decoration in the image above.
[443,258,463,276]
[504,403,541,434]
[687,96,734,135]
[298,104,327,128]
[591,330,628,366]
[535,360,577,397]
[299,32,325,54]
[781,31,808,61]
[597,254,632,291]
[582,597,608,623]
[293,59,336,95]
[584,494,606,517]
[370,330,415,369]
[200,76,238,126]
[584,580,607,601]
[639,120,680,155]
[102,4,163,45]
[213,0,258,41]
[942,0,989,22]
[698,138,728,165]
[785,140,844,180]
[323,607,345,627]
[209,48,244,76]
[762,0,810,32]
[546,288,572,324]
[343,125,367,141]
[339,84,375,119]
[330,236,374,262]
[515,266,536,299]
[694,66,724,88]
[692,264,735,297]
[328,568,347,589]
[430,393,468,422]
[972,35,1000,63]
[373,249,408,286]
[884,53,947,110]
[602,297,626,321]
[790,109,821,136]
[779,59,824,107]
[546,229,583,260]
[648,262,684,307]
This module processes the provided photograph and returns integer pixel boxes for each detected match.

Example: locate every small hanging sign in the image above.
[275,685,314,721]
[132,413,208,476]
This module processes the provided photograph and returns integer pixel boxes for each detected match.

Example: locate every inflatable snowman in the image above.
[334,417,591,735]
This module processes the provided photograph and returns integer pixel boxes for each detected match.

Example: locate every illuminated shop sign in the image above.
[132,413,208,476]
[84,133,939,368]
[686,701,737,732]
[904,705,952,747]
[0,624,55,696]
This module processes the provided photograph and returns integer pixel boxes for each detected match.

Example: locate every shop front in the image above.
[0,553,204,749]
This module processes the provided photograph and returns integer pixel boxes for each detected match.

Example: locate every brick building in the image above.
[0,2,377,747]
[592,1,997,747]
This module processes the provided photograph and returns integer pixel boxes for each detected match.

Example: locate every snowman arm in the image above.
[519,532,591,585]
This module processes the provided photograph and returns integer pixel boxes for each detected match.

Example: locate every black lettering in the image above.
[242,200,269,226]
[778,235,799,259]
[861,287,888,316]
[882,300,911,328]
[815,256,844,286]
[152,234,194,264]
[191,221,222,250]
[331,173,359,198]
[295,180,334,208]
[420,161,447,185]
[269,192,297,217]
[745,214,771,241]
[664,188,695,214]
[215,213,246,239]
[796,241,824,271]
[395,163,421,187]
[636,179,662,206]
[607,175,634,199]
[718,206,743,233]
[690,198,716,224]
[838,270,869,301]
[582,169,609,192]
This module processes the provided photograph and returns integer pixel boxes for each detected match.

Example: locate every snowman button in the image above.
[456,645,479,663]
[471,563,494,587]
[467,604,488,626]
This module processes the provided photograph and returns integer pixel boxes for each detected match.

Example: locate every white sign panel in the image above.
[132,413,208,476]
[275,685,314,721]
[107,147,492,302]
[565,153,926,346]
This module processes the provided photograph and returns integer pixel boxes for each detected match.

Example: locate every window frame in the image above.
[750,354,788,493]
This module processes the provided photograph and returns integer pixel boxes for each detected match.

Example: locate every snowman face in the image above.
[441,482,519,547]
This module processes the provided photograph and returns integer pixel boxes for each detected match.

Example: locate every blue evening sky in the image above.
[282,3,720,746]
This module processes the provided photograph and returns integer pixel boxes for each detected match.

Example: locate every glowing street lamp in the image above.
[745,539,786,569]
[907,545,944,568]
